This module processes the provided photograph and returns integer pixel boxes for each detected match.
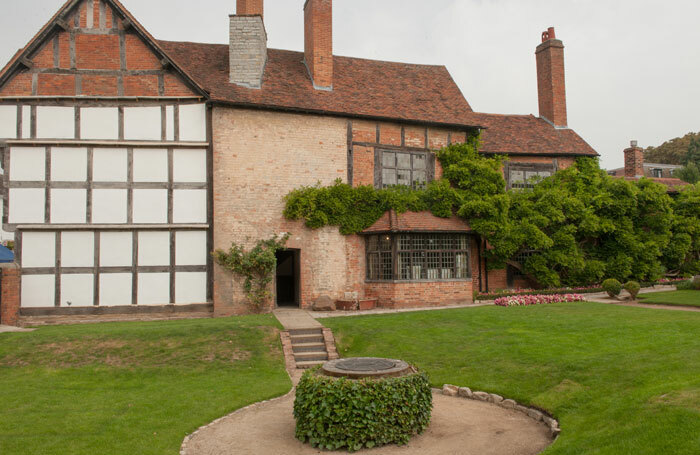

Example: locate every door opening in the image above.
[275,249,300,307]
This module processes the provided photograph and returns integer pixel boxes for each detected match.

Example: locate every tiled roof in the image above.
[159,41,479,128]
[475,113,598,156]
[361,210,471,234]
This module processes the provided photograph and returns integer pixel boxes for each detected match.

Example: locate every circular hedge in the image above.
[293,367,432,452]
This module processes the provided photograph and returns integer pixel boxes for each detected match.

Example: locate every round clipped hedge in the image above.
[602,278,622,298]
[293,367,432,452]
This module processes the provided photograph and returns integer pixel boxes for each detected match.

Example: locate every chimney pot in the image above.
[631,140,638,147]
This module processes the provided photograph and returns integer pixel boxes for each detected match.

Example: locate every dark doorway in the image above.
[275,249,300,307]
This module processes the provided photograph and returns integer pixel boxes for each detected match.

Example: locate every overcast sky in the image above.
[2,0,699,168]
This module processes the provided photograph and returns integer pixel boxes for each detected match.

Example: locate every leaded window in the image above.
[377,150,432,189]
[366,233,471,281]
[507,163,556,190]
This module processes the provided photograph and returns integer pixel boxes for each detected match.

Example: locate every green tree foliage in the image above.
[644,131,700,165]
[675,162,700,184]
[284,137,698,288]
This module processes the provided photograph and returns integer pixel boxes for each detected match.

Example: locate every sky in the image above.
[1,0,699,169]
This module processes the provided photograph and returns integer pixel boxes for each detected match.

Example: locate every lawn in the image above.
[0,315,291,455]
[323,302,700,455]
[639,290,700,307]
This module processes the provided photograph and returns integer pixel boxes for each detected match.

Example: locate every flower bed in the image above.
[495,294,586,307]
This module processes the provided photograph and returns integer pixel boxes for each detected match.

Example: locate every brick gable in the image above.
[0,0,203,99]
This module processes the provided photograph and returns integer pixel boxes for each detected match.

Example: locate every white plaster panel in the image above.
[21,106,31,139]
[0,105,17,138]
[175,272,207,304]
[60,274,94,307]
[61,231,94,268]
[80,107,119,140]
[50,189,87,224]
[21,231,56,267]
[173,190,207,223]
[166,106,175,141]
[133,189,168,224]
[51,148,87,182]
[99,274,133,306]
[124,107,161,141]
[173,149,206,182]
[178,104,206,142]
[133,148,168,182]
[21,275,55,307]
[36,106,75,139]
[93,148,127,182]
[137,273,170,305]
[10,147,45,181]
[137,231,170,266]
[92,189,127,224]
[9,189,45,224]
[100,232,133,267]
[175,231,207,266]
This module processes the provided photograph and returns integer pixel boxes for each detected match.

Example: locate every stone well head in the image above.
[320,357,414,379]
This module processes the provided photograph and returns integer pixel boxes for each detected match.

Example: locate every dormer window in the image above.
[651,168,663,178]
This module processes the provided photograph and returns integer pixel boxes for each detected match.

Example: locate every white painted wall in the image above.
[0,105,17,138]
[10,147,45,181]
[173,190,207,223]
[21,275,55,307]
[60,232,94,267]
[133,148,168,182]
[36,106,75,139]
[9,188,45,223]
[175,272,207,304]
[165,105,174,141]
[137,231,170,266]
[99,274,132,306]
[21,106,30,139]
[179,104,206,142]
[92,189,128,224]
[51,148,87,182]
[99,232,132,267]
[175,231,207,265]
[133,189,168,223]
[60,274,94,307]
[173,149,206,182]
[137,272,170,305]
[124,107,161,140]
[80,107,119,140]
[21,231,55,267]
[93,148,127,182]
[50,189,86,223]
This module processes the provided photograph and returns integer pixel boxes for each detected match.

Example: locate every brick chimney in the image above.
[536,27,567,127]
[624,140,644,178]
[229,0,267,88]
[304,0,333,90]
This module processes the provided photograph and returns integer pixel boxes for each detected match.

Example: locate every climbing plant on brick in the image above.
[213,234,290,310]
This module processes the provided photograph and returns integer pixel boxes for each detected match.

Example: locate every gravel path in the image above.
[181,391,552,455]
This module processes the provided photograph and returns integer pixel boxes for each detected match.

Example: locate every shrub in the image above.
[494,293,586,307]
[624,281,641,300]
[294,368,432,452]
[676,279,700,291]
[602,279,622,298]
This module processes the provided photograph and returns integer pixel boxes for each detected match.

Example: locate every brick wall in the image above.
[0,0,198,98]
[0,264,21,326]
[304,0,333,89]
[366,280,473,308]
[536,31,567,127]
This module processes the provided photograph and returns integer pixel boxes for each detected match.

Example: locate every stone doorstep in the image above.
[441,384,561,438]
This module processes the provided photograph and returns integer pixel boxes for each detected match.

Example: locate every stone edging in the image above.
[441,384,561,438]
[279,331,297,370]
[321,328,340,360]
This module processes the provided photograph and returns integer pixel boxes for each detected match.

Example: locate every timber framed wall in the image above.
[0,0,212,311]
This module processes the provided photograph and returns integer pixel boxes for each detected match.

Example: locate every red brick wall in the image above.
[304,0,333,89]
[0,0,197,98]
[624,146,644,178]
[237,0,264,16]
[0,265,21,327]
[366,280,473,308]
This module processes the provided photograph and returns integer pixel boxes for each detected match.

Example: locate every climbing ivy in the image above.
[213,234,290,310]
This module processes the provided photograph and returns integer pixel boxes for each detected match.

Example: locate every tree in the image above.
[675,162,700,184]
[644,132,700,165]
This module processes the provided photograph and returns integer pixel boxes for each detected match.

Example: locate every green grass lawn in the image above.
[639,290,700,307]
[0,315,291,455]
[323,302,700,455]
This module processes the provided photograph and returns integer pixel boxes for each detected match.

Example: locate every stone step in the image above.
[295,360,326,369]
[294,351,328,362]
[290,334,324,344]
[288,328,323,336]
[292,342,327,353]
